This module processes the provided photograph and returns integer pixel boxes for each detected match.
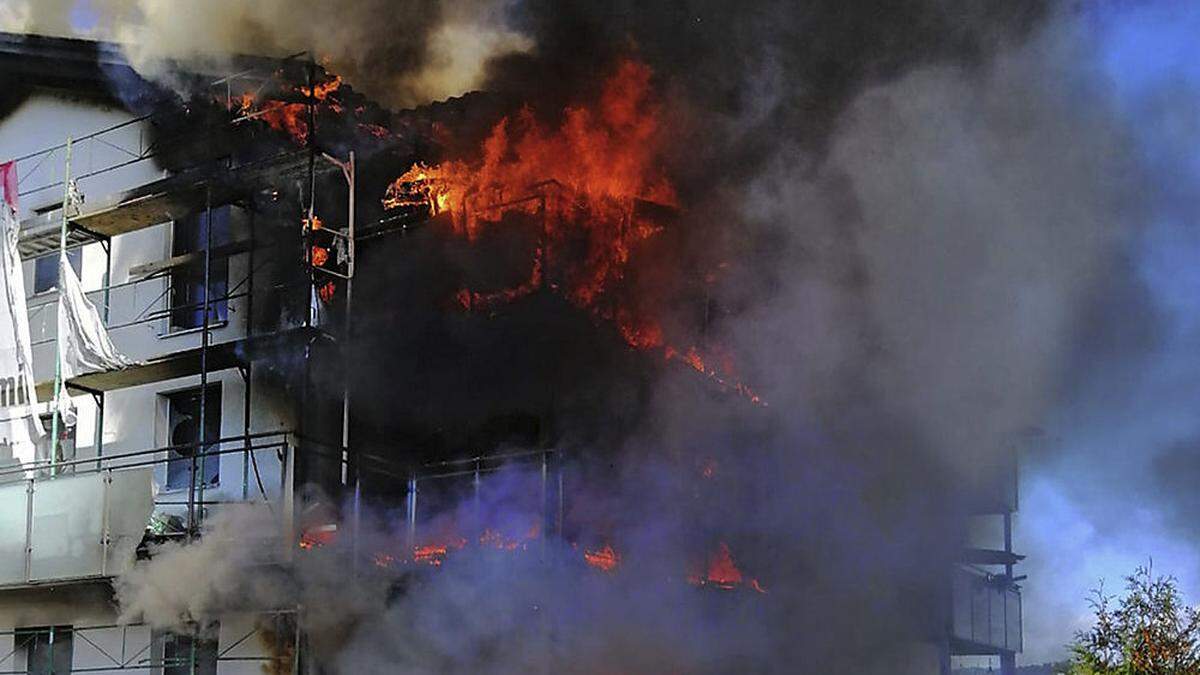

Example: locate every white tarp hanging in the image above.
[57,250,131,379]
[0,161,43,467]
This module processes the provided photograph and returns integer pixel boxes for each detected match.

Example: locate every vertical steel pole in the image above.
[343,153,357,564]
[94,237,110,470]
[190,188,213,539]
[406,476,417,557]
[93,392,104,472]
[50,137,73,474]
[242,209,254,501]
[1003,512,1014,580]
[556,465,564,539]
[540,452,548,557]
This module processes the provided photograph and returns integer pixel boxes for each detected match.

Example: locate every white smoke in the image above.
[114,504,286,629]
[0,0,532,106]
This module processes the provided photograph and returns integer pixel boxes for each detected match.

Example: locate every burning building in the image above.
[0,2,1070,672]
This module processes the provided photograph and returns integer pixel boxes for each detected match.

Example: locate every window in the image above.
[154,627,217,675]
[16,625,72,674]
[32,249,81,295]
[169,207,229,331]
[165,386,221,490]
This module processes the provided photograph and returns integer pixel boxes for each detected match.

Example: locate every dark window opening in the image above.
[166,386,221,490]
[169,208,229,331]
[32,249,82,295]
[155,626,218,675]
[17,625,72,674]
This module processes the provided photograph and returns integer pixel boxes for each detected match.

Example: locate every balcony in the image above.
[0,432,293,588]
[0,468,151,586]
[950,565,1022,655]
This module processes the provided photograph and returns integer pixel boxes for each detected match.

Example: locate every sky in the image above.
[1017,1,1200,664]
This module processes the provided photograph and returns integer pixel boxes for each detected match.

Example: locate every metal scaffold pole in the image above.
[189,186,214,540]
[49,137,72,474]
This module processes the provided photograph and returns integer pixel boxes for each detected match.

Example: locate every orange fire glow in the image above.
[689,542,767,593]
[311,245,329,267]
[583,544,621,573]
[413,536,467,566]
[298,523,337,550]
[381,59,764,405]
[409,523,541,566]
[237,75,343,145]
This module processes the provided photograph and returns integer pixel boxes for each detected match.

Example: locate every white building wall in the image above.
[0,87,291,673]
[0,92,293,497]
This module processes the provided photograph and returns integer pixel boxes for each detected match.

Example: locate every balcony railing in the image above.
[0,432,293,588]
[26,253,254,373]
[0,610,296,674]
[951,565,1022,653]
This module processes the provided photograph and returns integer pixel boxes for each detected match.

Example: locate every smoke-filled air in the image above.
[5,0,1200,672]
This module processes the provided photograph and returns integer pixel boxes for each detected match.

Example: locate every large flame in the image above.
[383,59,763,404]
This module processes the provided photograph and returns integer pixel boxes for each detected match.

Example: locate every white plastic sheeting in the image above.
[0,161,42,468]
[56,250,132,379]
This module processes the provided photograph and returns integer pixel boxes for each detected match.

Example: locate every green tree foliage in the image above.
[1069,566,1200,674]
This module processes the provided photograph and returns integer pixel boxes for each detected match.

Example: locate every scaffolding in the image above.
[3,53,355,675]
[0,612,298,675]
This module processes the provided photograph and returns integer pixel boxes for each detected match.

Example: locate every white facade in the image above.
[0,89,296,673]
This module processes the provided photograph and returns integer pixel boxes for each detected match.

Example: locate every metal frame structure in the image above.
[0,611,298,675]
[1,53,356,675]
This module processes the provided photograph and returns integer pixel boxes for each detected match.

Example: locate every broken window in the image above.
[169,207,229,331]
[16,625,72,674]
[165,386,221,490]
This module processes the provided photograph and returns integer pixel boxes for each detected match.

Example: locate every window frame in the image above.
[15,625,73,675]
[163,384,222,492]
[152,625,219,675]
[31,248,82,296]
[166,207,230,334]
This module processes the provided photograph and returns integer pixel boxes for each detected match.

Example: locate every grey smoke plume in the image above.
[0,0,531,107]
[114,504,285,629]
[98,1,1153,672]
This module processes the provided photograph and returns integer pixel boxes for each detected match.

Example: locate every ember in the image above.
[408,523,540,566]
[689,542,767,593]
[299,523,338,550]
[311,245,329,267]
[413,536,467,566]
[583,544,621,573]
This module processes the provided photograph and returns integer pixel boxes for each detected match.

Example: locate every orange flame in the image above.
[237,75,343,145]
[689,541,766,593]
[381,59,764,405]
[298,523,337,550]
[584,544,621,573]
[311,245,329,267]
[409,523,540,566]
[317,281,336,303]
[413,536,467,566]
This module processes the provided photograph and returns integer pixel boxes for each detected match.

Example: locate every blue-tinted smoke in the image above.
[1019,1,1200,663]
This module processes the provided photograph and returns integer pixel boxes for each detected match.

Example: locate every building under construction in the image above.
[0,31,1023,675]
